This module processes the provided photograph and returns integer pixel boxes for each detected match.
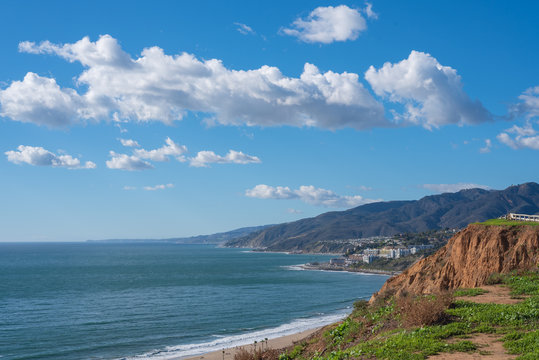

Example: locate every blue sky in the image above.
[0,0,538,241]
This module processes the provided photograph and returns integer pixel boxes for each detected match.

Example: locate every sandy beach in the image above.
[182,327,321,360]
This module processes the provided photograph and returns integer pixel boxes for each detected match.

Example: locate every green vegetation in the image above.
[349,254,424,272]
[476,218,539,226]
[504,271,539,295]
[270,270,539,360]
[453,288,489,297]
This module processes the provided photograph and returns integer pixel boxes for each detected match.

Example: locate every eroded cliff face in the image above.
[370,224,539,302]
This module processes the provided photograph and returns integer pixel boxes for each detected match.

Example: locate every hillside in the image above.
[233,222,539,360]
[88,225,271,244]
[370,221,539,302]
[226,182,539,252]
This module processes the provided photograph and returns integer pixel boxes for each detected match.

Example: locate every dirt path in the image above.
[456,285,525,305]
[428,285,524,359]
[428,334,516,360]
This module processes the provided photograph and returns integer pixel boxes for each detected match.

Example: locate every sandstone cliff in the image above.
[370,224,539,302]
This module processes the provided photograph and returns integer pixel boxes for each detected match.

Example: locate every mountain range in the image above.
[225,182,539,252]
[87,225,271,244]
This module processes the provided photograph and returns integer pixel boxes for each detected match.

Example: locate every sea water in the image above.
[0,243,388,359]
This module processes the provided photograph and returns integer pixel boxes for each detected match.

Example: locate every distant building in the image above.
[347,254,363,263]
[396,248,411,258]
[330,258,346,266]
[364,248,379,255]
[507,213,539,222]
[409,244,434,254]
[362,254,377,263]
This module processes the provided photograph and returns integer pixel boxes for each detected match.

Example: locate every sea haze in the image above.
[0,243,388,360]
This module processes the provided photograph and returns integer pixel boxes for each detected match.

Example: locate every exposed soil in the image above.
[371,224,539,302]
[428,333,516,359]
[428,285,525,359]
[456,285,527,305]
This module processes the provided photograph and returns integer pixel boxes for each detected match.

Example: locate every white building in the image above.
[508,213,539,222]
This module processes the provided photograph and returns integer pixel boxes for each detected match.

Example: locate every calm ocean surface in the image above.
[0,243,388,360]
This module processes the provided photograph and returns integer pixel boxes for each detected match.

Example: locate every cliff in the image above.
[370,223,539,302]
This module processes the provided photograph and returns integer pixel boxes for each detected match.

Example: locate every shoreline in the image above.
[299,264,400,276]
[182,327,323,360]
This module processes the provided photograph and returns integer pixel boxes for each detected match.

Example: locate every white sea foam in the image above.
[281,264,305,271]
[122,311,349,360]
[282,264,390,277]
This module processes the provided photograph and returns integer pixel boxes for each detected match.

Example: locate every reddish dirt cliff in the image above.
[370,224,539,302]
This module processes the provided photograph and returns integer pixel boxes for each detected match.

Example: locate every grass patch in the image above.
[475,218,539,226]
[504,271,539,296]
[503,330,539,359]
[454,288,489,297]
[281,270,539,360]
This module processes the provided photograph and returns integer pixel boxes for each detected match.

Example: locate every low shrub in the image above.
[397,293,453,327]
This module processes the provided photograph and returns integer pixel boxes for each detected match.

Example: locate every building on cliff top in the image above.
[507,213,539,222]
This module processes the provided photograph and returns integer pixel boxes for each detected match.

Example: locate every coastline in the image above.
[299,263,400,276]
[182,327,322,360]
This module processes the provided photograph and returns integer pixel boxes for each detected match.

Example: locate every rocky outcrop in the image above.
[370,224,539,302]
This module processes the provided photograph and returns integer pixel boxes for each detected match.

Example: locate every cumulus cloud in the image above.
[497,123,539,150]
[0,72,82,127]
[5,145,96,169]
[510,86,539,119]
[3,35,386,130]
[234,22,255,35]
[479,139,492,153]
[245,184,378,208]
[422,183,490,193]
[119,138,140,147]
[133,137,187,162]
[105,151,153,171]
[365,51,492,129]
[189,150,261,167]
[282,5,367,44]
[144,183,174,191]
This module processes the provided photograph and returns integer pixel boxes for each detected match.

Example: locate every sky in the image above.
[0,0,538,241]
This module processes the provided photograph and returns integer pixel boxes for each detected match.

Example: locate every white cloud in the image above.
[283,5,367,44]
[364,3,378,19]
[123,186,136,190]
[5,35,385,130]
[5,145,96,169]
[511,86,539,119]
[105,151,153,171]
[365,51,492,129]
[422,183,490,193]
[234,22,255,35]
[119,139,140,147]
[133,137,187,162]
[143,183,174,191]
[245,184,378,208]
[189,150,261,167]
[479,139,492,153]
[0,72,82,127]
[497,123,539,150]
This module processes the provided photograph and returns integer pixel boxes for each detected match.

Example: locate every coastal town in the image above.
[304,228,459,274]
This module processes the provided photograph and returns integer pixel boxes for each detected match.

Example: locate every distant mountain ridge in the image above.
[225,182,539,252]
[88,225,272,244]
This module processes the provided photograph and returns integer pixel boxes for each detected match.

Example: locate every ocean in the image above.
[0,243,388,360]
